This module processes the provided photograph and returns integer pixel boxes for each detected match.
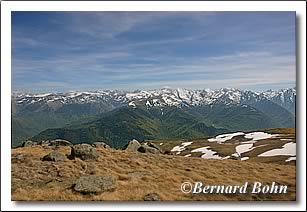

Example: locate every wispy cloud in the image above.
[11,11,295,92]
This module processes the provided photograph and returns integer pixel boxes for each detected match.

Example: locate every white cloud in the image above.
[11,12,295,92]
[67,12,215,39]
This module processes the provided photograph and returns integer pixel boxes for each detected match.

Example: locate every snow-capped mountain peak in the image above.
[12,87,296,113]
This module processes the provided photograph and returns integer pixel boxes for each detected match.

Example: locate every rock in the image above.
[144,193,161,201]
[69,144,99,160]
[163,150,175,155]
[42,151,66,162]
[145,146,160,154]
[39,140,50,146]
[147,142,164,153]
[74,176,116,194]
[92,142,110,149]
[230,155,241,160]
[15,154,25,160]
[125,139,141,152]
[12,154,25,163]
[137,144,160,154]
[22,140,37,147]
[49,139,72,147]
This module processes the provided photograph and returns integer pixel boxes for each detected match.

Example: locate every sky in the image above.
[12,12,296,93]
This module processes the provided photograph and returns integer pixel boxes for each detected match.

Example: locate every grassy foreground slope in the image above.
[12,146,295,201]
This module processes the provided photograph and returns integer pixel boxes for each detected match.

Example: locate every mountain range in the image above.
[12,87,296,148]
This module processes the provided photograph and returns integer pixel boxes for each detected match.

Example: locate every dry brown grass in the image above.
[149,128,296,165]
[267,128,295,134]
[12,145,295,201]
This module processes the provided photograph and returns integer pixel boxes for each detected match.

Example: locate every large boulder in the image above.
[144,192,161,201]
[125,139,141,152]
[73,176,117,194]
[42,151,66,162]
[147,142,164,153]
[22,140,37,147]
[69,144,99,160]
[137,144,160,154]
[92,142,110,149]
[49,139,72,147]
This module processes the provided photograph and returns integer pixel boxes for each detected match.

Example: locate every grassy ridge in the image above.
[13,104,294,148]
[32,107,227,148]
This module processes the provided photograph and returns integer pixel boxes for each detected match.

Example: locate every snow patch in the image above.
[191,146,223,159]
[258,142,296,157]
[171,142,193,152]
[208,132,244,144]
[244,132,278,141]
[68,92,83,98]
[235,144,254,155]
[234,144,269,156]
[146,100,151,107]
[285,156,296,162]
[34,93,51,98]
[128,101,136,107]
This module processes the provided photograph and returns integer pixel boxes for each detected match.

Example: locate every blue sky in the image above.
[12,12,296,93]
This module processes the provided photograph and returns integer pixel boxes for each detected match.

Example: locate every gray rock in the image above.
[16,154,25,160]
[42,151,66,162]
[74,176,116,194]
[92,142,110,149]
[22,140,37,147]
[163,150,175,155]
[12,154,25,163]
[145,146,160,154]
[70,144,99,160]
[39,140,50,146]
[147,142,164,153]
[144,193,161,201]
[49,139,72,147]
[125,139,141,152]
[137,144,160,154]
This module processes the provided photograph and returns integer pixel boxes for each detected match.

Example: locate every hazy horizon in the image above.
[12,12,296,93]
[12,86,296,95]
